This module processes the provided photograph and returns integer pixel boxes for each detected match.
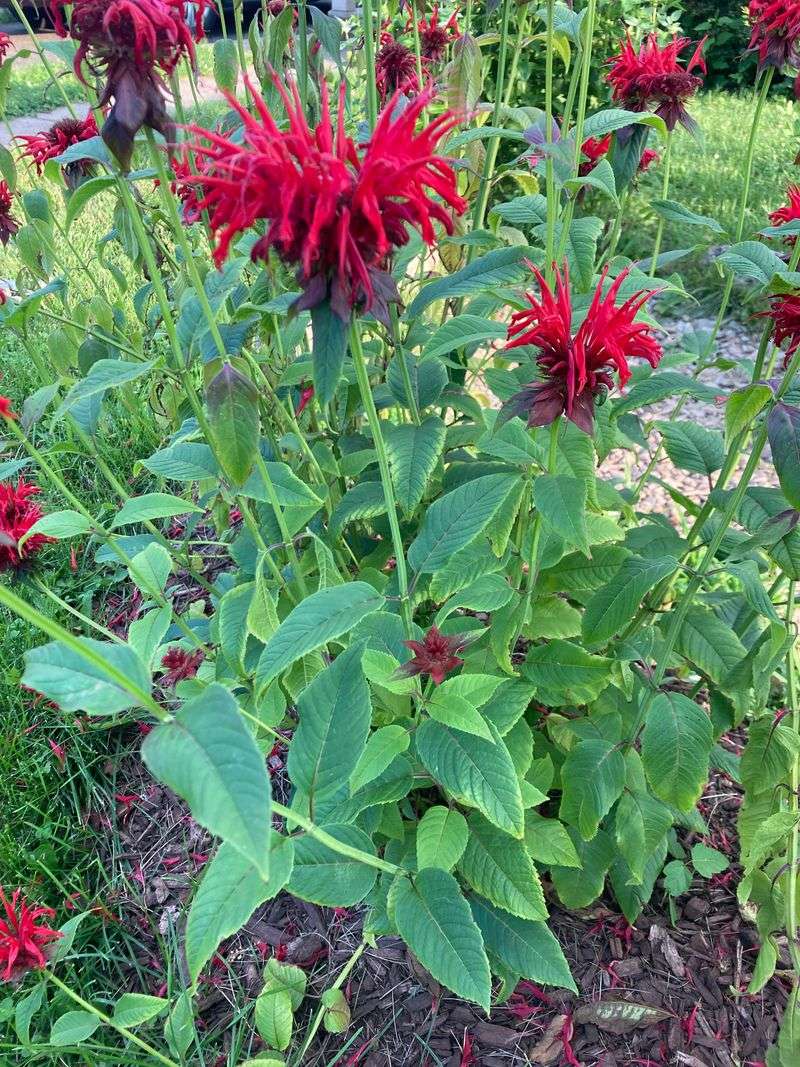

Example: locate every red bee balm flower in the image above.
[501,263,662,434]
[50,0,209,170]
[638,146,660,173]
[0,181,19,247]
[0,31,12,62]
[0,397,17,420]
[17,112,99,188]
[0,479,55,572]
[769,184,800,243]
[758,294,800,368]
[0,888,61,981]
[415,5,459,62]
[748,0,800,80]
[188,79,466,321]
[376,33,421,102]
[579,134,611,176]
[606,33,706,132]
[398,626,472,685]
[160,647,204,687]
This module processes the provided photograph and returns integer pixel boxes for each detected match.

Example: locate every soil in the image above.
[92,729,783,1067]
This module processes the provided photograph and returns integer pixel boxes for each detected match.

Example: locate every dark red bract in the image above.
[187,78,466,321]
[17,112,99,187]
[0,479,55,573]
[501,263,662,434]
[748,0,800,83]
[769,183,800,243]
[375,33,421,102]
[397,626,471,685]
[0,181,18,247]
[579,134,611,176]
[160,647,204,687]
[758,294,800,368]
[0,888,61,982]
[606,32,706,132]
[50,0,208,169]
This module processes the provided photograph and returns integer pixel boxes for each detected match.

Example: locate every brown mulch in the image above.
[88,737,786,1067]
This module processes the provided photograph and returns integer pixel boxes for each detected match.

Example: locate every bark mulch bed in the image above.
[86,737,785,1067]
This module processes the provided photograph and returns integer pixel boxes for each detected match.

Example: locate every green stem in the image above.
[569,0,596,171]
[274,801,401,873]
[44,973,180,1067]
[32,576,120,643]
[543,0,556,280]
[389,305,420,424]
[649,131,672,276]
[8,0,77,117]
[516,417,560,643]
[349,321,413,636]
[252,450,309,595]
[297,0,310,115]
[290,942,368,1067]
[785,580,800,973]
[362,0,378,130]
[470,0,514,232]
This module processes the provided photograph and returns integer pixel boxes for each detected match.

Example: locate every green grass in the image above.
[621,90,799,302]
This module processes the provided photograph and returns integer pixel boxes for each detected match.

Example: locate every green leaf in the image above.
[424,314,506,359]
[641,692,712,811]
[446,32,483,111]
[691,842,729,878]
[582,107,667,140]
[387,355,448,411]
[350,725,411,794]
[243,462,325,509]
[287,823,378,906]
[524,812,581,868]
[656,420,725,475]
[255,989,293,1051]
[110,493,202,528]
[416,719,524,837]
[614,790,673,884]
[185,836,294,983]
[718,240,785,284]
[650,199,724,233]
[523,640,612,705]
[565,158,618,204]
[206,363,260,486]
[539,545,630,594]
[213,36,239,92]
[309,4,343,67]
[768,403,800,509]
[406,246,533,318]
[20,510,91,544]
[612,371,719,415]
[416,806,469,871]
[726,383,772,443]
[142,684,271,877]
[23,638,151,715]
[459,813,546,919]
[385,416,446,517]
[57,359,154,415]
[534,474,590,555]
[425,683,493,740]
[310,298,348,406]
[540,216,604,291]
[408,473,518,573]
[141,442,219,481]
[559,740,626,840]
[321,988,350,1034]
[255,583,385,693]
[670,606,748,692]
[393,869,491,1011]
[112,994,168,1029]
[164,991,194,1058]
[330,482,386,536]
[127,543,172,598]
[663,860,692,896]
[288,643,371,803]
[470,896,577,991]
[0,143,17,192]
[65,174,117,229]
[50,1011,100,1045]
[582,555,678,645]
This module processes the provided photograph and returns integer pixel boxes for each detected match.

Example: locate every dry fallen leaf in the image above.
[574,998,673,1034]
[650,923,687,978]
[528,1014,568,1065]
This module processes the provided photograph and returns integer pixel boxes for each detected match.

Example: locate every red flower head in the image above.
[0,396,17,420]
[501,263,662,434]
[606,32,707,132]
[758,294,800,369]
[397,625,472,685]
[413,5,459,62]
[638,146,660,173]
[0,31,12,62]
[17,112,99,188]
[376,32,421,102]
[0,181,19,247]
[187,77,466,322]
[160,647,204,687]
[579,134,611,176]
[748,0,800,79]
[50,0,210,170]
[0,888,61,981]
[769,183,800,243]
[0,479,55,573]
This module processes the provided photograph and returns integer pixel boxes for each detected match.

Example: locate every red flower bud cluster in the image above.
[606,33,706,132]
